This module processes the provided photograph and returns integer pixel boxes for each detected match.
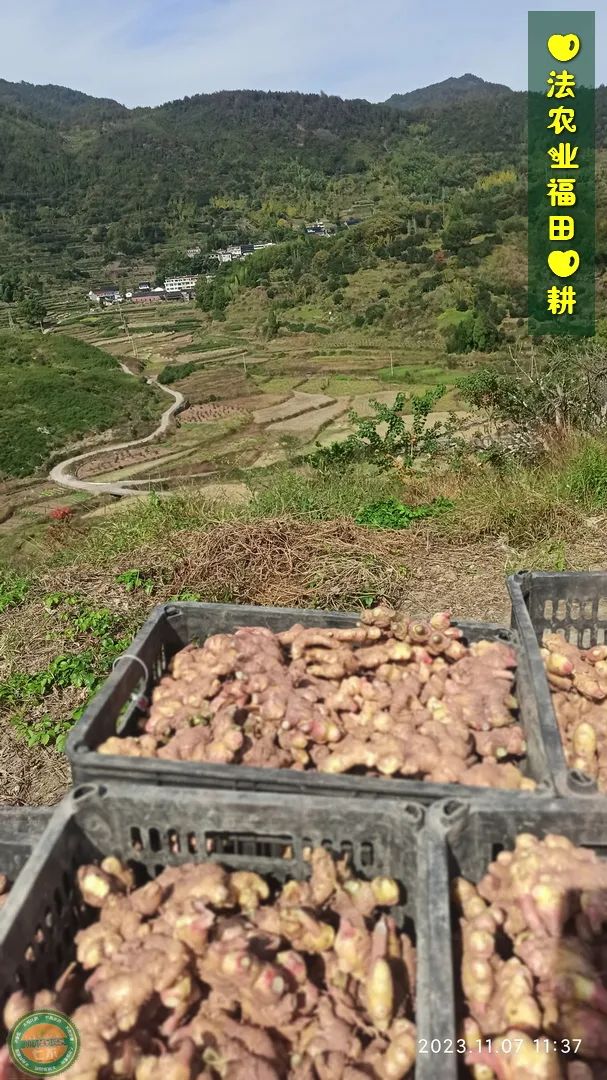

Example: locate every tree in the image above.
[471,311,501,352]
[265,307,279,339]
[17,295,47,328]
[0,269,24,303]
[441,219,477,251]
[444,310,502,354]
[309,386,458,471]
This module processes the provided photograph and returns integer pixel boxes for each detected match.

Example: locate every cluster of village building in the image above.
[88,279,200,306]
[87,241,275,306]
[87,219,360,306]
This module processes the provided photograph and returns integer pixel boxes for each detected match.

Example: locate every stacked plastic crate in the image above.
[0,580,606,1078]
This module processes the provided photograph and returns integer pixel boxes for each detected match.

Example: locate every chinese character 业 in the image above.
[548,144,579,169]
[546,178,577,206]
[547,107,576,135]
[546,70,576,98]
[547,286,576,315]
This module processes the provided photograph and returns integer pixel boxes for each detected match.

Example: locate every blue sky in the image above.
[0,0,604,107]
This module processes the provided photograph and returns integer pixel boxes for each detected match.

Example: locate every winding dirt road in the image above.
[49,373,185,498]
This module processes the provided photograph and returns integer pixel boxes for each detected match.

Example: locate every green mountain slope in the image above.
[0,76,604,303]
[0,332,161,477]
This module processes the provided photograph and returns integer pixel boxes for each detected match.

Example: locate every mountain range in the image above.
[0,73,603,292]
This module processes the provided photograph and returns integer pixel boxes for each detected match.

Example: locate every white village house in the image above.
[164,274,199,292]
[88,284,122,304]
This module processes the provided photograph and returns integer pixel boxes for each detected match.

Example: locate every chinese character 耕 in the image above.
[547,285,576,315]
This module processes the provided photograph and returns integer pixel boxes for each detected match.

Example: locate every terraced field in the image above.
[40,301,475,504]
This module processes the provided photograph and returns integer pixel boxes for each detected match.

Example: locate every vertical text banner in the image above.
[528,11,595,336]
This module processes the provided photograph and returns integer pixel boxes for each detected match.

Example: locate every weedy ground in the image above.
[2,433,607,806]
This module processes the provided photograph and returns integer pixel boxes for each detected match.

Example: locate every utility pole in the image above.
[242,352,247,376]
[121,309,138,360]
[441,186,446,228]
[7,306,14,331]
[390,351,394,376]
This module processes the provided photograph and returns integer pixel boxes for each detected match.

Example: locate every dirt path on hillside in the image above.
[48,375,185,497]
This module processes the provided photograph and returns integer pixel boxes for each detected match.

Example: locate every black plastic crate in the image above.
[66,601,556,802]
[0,806,50,886]
[423,795,607,1080]
[0,783,439,1077]
[508,571,607,796]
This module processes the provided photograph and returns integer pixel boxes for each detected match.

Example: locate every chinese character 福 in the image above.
[546,178,577,206]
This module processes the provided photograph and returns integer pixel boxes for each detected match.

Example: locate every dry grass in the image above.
[117,517,515,620]
[160,518,407,609]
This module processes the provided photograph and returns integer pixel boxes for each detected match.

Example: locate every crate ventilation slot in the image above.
[204,832,293,858]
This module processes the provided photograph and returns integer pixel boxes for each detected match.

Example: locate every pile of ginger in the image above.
[541,634,607,792]
[1,848,416,1080]
[456,833,607,1079]
[98,607,533,791]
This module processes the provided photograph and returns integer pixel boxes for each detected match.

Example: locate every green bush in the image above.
[309,387,459,472]
[355,497,453,529]
[562,440,607,509]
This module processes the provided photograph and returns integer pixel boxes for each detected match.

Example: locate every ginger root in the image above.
[4,848,415,1079]
[457,832,607,1078]
[542,632,607,792]
[96,608,529,790]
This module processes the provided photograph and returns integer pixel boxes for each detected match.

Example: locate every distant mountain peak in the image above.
[0,78,126,124]
[384,73,513,112]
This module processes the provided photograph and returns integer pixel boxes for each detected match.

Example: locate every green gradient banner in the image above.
[528,11,595,336]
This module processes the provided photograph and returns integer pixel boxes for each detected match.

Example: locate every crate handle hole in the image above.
[73,785,101,800]
[402,803,424,827]
[440,800,468,829]
[359,842,375,868]
[568,769,598,794]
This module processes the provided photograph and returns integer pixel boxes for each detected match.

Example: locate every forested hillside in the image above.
[0,76,605,327]
[0,78,532,294]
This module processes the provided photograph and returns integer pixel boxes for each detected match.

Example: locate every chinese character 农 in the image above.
[549,215,575,241]
[546,70,576,98]
[547,107,577,135]
[548,144,579,169]
[546,178,577,206]
[547,286,576,315]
